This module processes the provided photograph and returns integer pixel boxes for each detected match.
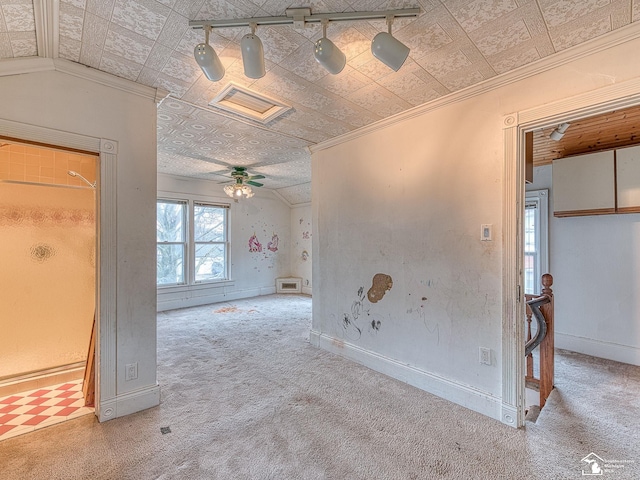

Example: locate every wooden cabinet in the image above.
[615,145,640,214]
[553,145,640,217]
[553,150,615,217]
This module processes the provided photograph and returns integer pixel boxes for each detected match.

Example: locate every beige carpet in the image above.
[2,294,638,479]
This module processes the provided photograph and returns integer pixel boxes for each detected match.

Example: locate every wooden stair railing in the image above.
[524,274,554,408]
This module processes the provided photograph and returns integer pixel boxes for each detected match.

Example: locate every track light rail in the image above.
[189,8,421,30]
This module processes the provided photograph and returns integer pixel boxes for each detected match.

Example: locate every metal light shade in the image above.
[194,43,224,81]
[550,122,570,141]
[371,32,410,71]
[314,37,346,75]
[240,33,266,79]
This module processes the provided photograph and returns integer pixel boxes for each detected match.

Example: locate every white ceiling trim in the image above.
[0,56,169,103]
[33,0,59,58]
[0,56,55,76]
[310,21,640,153]
[53,58,169,103]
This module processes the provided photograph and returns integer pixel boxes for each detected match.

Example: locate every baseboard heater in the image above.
[276,277,302,293]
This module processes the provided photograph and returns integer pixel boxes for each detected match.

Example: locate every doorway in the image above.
[502,76,640,427]
[0,140,98,440]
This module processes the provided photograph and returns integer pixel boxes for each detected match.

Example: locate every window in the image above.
[157,200,186,286]
[157,199,229,286]
[194,203,227,282]
[524,190,549,295]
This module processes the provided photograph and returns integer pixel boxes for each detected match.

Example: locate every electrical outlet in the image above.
[479,347,491,365]
[125,362,138,381]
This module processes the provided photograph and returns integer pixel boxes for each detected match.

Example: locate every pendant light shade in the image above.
[241,25,265,79]
[371,31,409,71]
[194,42,225,81]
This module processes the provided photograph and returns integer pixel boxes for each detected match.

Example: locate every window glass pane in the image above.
[157,201,185,242]
[195,243,226,282]
[157,244,185,285]
[524,204,538,294]
[194,204,225,242]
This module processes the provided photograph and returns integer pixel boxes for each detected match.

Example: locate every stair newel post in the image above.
[539,273,554,408]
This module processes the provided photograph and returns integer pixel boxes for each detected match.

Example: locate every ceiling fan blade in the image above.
[247,174,265,180]
[246,181,263,187]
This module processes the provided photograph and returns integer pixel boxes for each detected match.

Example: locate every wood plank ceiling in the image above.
[533,104,640,166]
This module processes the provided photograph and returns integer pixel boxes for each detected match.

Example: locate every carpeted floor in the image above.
[1,294,638,479]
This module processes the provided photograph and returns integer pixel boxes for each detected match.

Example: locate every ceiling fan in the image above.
[222,167,265,200]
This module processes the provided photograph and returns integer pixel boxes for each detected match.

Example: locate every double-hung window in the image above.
[193,202,228,282]
[524,190,549,295]
[157,200,187,286]
[157,199,229,286]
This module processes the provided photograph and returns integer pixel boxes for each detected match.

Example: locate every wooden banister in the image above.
[524,274,554,409]
[539,273,554,408]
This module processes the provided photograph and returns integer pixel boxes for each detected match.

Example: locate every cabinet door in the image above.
[616,144,640,213]
[552,150,615,217]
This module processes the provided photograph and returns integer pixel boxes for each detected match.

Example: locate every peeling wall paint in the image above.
[367,273,393,303]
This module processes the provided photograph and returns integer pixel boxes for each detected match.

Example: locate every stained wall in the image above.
[311,32,640,420]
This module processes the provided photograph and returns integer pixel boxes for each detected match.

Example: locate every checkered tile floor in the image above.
[0,379,94,441]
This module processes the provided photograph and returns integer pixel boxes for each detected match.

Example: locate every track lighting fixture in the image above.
[550,122,570,141]
[371,16,410,71]
[241,23,266,79]
[314,19,346,75]
[189,7,420,82]
[194,26,225,81]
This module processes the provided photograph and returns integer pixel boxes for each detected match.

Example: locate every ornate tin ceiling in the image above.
[1,0,639,204]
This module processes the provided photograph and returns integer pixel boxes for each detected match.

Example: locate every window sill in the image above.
[157,279,235,294]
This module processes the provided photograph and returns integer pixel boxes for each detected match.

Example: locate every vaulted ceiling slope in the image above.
[1,1,639,204]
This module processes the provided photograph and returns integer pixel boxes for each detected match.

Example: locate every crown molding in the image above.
[311,21,640,153]
[53,58,168,102]
[0,56,168,103]
[0,56,55,76]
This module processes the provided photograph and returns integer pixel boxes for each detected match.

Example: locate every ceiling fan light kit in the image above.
[191,7,419,79]
[223,167,265,200]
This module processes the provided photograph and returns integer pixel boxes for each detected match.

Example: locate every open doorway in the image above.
[0,139,98,441]
[503,77,640,427]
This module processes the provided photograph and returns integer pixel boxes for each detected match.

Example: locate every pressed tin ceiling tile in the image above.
[1,0,639,204]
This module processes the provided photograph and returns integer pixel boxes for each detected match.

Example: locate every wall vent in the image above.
[209,82,291,124]
[276,277,302,293]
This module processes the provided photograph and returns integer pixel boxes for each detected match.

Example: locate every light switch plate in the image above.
[481,224,492,241]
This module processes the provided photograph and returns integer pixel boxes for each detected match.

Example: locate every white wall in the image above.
[311,31,640,421]
[157,174,291,311]
[528,165,640,365]
[0,66,160,419]
[290,204,312,295]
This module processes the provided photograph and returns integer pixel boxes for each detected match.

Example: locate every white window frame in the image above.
[191,201,229,284]
[524,189,549,295]
[157,199,188,287]
[157,196,231,290]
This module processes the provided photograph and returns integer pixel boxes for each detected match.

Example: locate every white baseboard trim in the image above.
[157,286,276,312]
[310,330,501,421]
[302,286,312,296]
[556,332,640,366]
[97,384,160,422]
